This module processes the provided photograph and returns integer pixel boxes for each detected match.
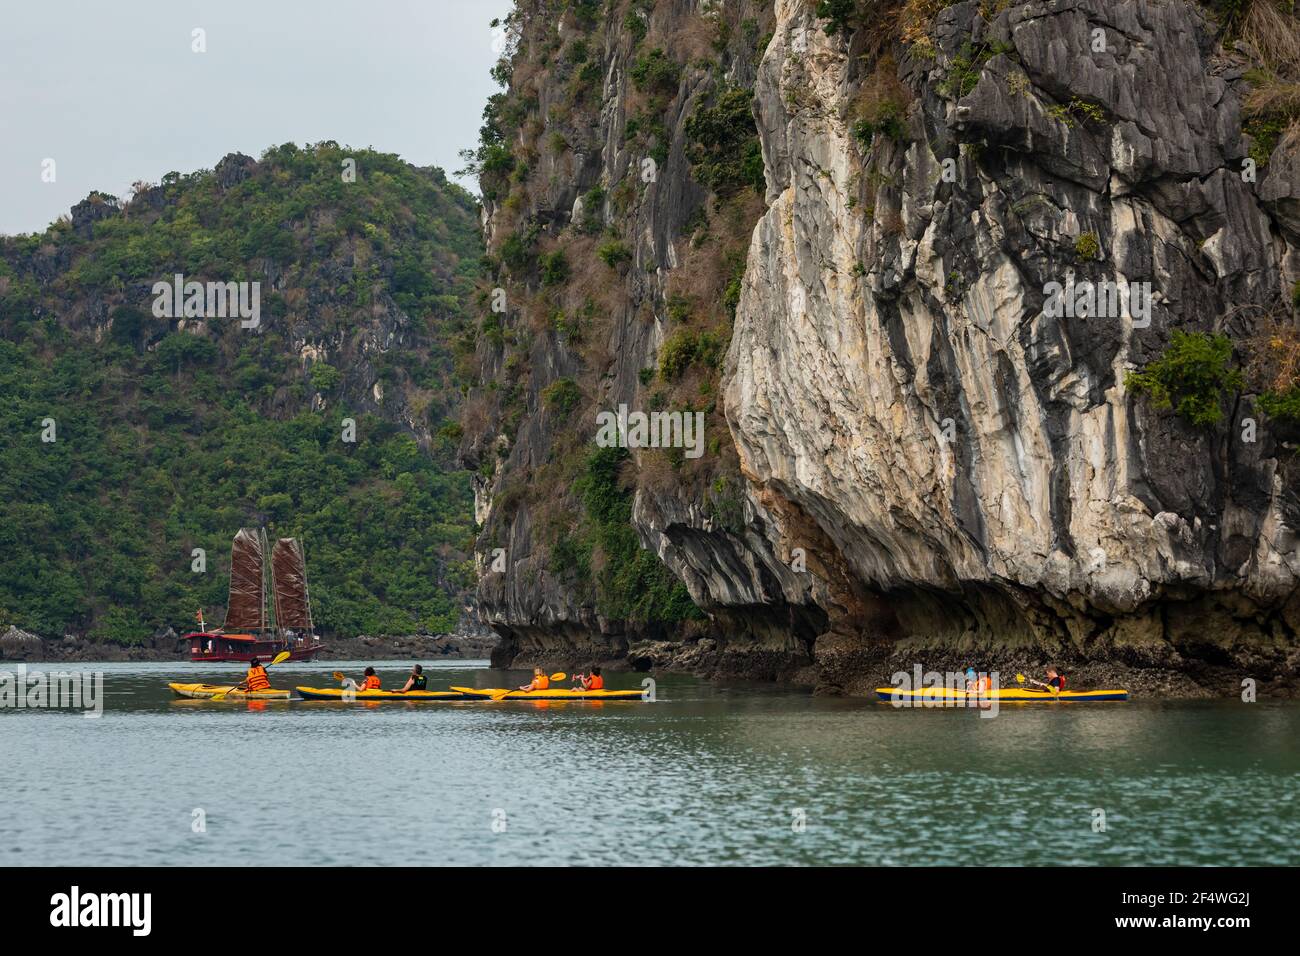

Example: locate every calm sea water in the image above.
[2,660,1297,866]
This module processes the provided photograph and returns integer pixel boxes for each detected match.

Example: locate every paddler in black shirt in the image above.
[394,664,427,693]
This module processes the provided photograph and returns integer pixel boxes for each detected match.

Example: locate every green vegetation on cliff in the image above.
[461,0,775,631]
[1126,331,1243,426]
[685,86,766,197]
[548,447,701,623]
[0,143,481,642]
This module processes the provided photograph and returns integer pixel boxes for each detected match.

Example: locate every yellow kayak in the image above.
[169,682,291,701]
[295,686,467,702]
[876,686,1128,702]
[450,685,647,701]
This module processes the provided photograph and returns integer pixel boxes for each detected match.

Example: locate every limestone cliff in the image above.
[466,0,1300,695]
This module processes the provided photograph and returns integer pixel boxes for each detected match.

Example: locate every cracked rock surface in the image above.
[476,0,1300,696]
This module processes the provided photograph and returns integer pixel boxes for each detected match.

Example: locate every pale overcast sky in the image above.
[0,0,512,235]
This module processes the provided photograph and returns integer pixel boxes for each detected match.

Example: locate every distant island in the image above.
[0,144,483,649]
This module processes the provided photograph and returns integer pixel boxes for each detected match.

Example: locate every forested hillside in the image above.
[0,143,482,643]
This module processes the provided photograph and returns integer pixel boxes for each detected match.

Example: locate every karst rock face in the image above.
[474,0,1300,693]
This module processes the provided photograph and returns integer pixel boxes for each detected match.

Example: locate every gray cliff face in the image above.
[724,0,1300,690]
[473,0,1300,694]
[470,0,787,667]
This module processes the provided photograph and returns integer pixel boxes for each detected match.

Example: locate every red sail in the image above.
[271,538,312,630]
[224,528,265,631]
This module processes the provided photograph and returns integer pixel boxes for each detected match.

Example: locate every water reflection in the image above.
[1,662,1297,866]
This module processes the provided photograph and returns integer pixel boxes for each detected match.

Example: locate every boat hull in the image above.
[450,686,648,701]
[169,682,292,701]
[186,645,323,663]
[180,631,324,663]
[295,686,466,702]
[875,687,1129,703]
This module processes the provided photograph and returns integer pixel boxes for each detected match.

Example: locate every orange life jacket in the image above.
[362,675,381,690]
[588,674,604,690]
[246,666,270,692]
[977,675,991,693]
[534,675,550,690]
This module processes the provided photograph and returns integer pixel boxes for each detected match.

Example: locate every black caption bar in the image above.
[2,866,1275,943]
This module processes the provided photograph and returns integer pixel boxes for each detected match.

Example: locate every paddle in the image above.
[1015,673,1054,693]
[331,670,367,697]
[212,650,291,701]
[491,672,567,701]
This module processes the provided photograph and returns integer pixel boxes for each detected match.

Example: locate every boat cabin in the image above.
[181,630,323,662]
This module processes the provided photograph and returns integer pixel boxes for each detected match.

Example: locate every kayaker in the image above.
[963,667,990,694]
[395,664,427,693]
[361,666,382,691]
[518,667,550,692]
[1045,666,1066,692]
[245,658,271,693]
[574,666,604,691]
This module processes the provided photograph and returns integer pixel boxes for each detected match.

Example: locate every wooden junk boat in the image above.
[179,528,325,662]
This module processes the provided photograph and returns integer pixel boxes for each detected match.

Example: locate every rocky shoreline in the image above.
[0,625,498,664]
[6,619,1294,698]
[319,632,498,662]
[497,631,1299,700]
